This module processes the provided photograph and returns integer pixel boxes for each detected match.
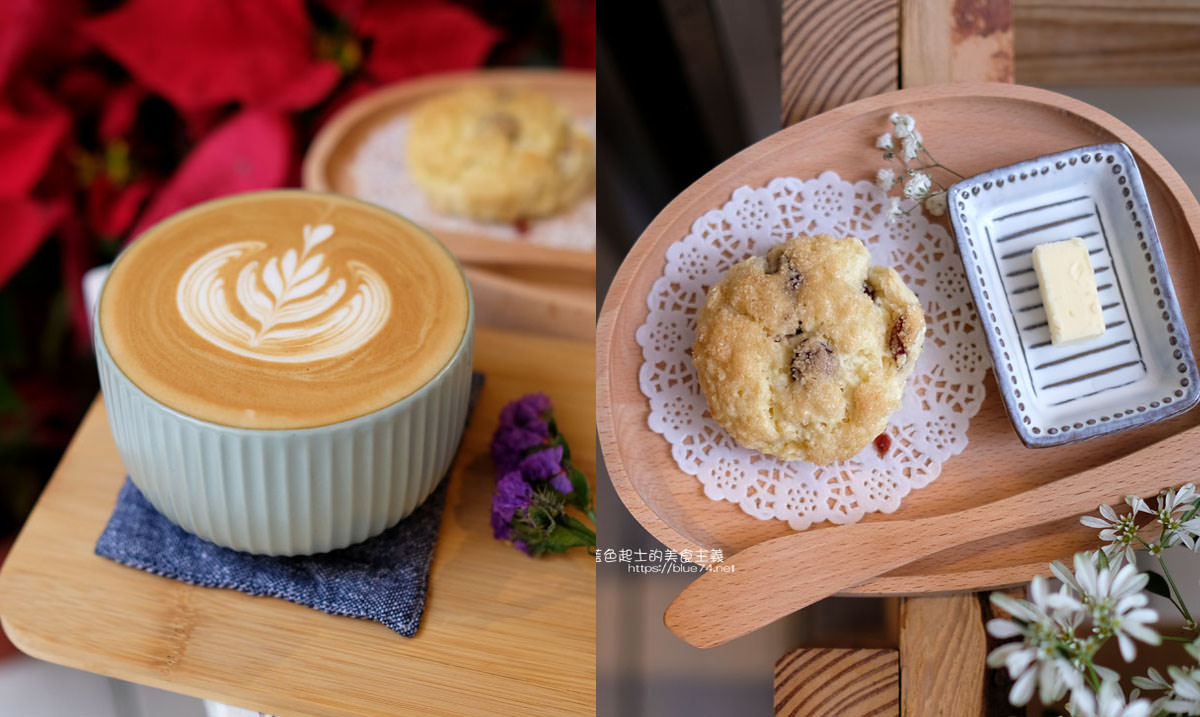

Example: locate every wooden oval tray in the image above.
[596,83,1200,595]
[303,68,595,275]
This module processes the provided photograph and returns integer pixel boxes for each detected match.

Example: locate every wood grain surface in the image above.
[774,648,900,716]
[899,595,986,716]
[303,68,595,275]
[1016,0,1200,86]
[780,0,899,126]
[900,0,1013,87]
[463,266,595,342]
[595,83,1200,598]
[0,328,595,717]
[665,424,1200,648]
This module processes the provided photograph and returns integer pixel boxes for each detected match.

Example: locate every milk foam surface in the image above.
[99,191,469,429]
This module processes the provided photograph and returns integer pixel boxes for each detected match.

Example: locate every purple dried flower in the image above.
[519,445,572,495]
[499,392,552,427]
[490,393,554,474]
[490,424,547,474]
[488,392,593,556]
[490,471,533,540]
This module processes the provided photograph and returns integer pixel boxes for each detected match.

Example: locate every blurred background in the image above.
[597,1,1200,715]
[0,0,592,713]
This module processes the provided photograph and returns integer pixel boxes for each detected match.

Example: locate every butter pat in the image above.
[1032,237,1105,346]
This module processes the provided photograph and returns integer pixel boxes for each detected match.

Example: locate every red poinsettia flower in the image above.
[83,0,341,112]
[553,0,596,69]
[0,103,70,287]
[352,1,500,84]
[0,0,88,93]
[130,110,292,238]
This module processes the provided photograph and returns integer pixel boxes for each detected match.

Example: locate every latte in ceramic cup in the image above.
[95,190,474,555]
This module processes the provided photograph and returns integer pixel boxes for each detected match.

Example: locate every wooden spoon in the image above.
[665,424,1200,648]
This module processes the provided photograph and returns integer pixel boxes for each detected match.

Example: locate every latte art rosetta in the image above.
[176,224,391,363]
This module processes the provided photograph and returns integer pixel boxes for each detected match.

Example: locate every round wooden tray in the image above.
[596,83,1200,595]
[302,68,596,275]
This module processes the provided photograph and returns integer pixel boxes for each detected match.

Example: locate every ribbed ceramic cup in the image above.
[94,206,475,556]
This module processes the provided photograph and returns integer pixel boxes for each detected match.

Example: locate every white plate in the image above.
[949,142,1200,447]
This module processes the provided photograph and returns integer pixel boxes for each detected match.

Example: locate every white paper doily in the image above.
[347,114,596,252]
[635,171,990,530]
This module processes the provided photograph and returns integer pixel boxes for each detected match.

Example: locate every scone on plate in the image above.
[692,234,925,464]
[405,86,594,223]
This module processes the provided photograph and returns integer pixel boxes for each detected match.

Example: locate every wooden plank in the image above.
[0,327,595,717]
[1015,0,1200,85]
[780,0,900,126]
[774,648,899,716]
[900,0,1014,87]
[899,595,986,716]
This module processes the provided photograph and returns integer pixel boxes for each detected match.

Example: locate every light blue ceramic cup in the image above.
[93,199,475,556]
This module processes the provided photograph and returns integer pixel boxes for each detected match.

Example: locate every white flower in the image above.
[875,168,896,190]
[1068,553,1160,661]
[1155,484,1200,549]
[1080,500,1145,567]
[903,171,931,200]
[1132,666,1172,693]
[1071,680,1152,717]
[901,131,922,160]
[924,192,947,217]
[875,133,893,151]
[1159,484,1197,515]
[987,576,1088,706]
[1164,665,1200,715]
[889,112,915,138]
[886,196,904,222]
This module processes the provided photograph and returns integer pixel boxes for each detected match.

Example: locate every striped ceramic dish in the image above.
[948,142,1199,447]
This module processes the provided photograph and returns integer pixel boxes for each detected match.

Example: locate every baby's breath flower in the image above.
[875,168,896,190]
[889,112,916,138]
[875,133,894,151]
[901,132,921,161]
[887,196,903,220]
[924,192,947,217]
[903,172,932,200]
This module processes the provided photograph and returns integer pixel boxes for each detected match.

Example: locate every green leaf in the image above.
[566,467,591,512]
[539,517,595,553]
[559,514,595,543]
[1145,570,1173,601]
[1096,548,1110,570]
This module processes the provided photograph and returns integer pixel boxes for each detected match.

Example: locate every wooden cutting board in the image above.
[0,327,595,717]
[596,82,1200,595]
